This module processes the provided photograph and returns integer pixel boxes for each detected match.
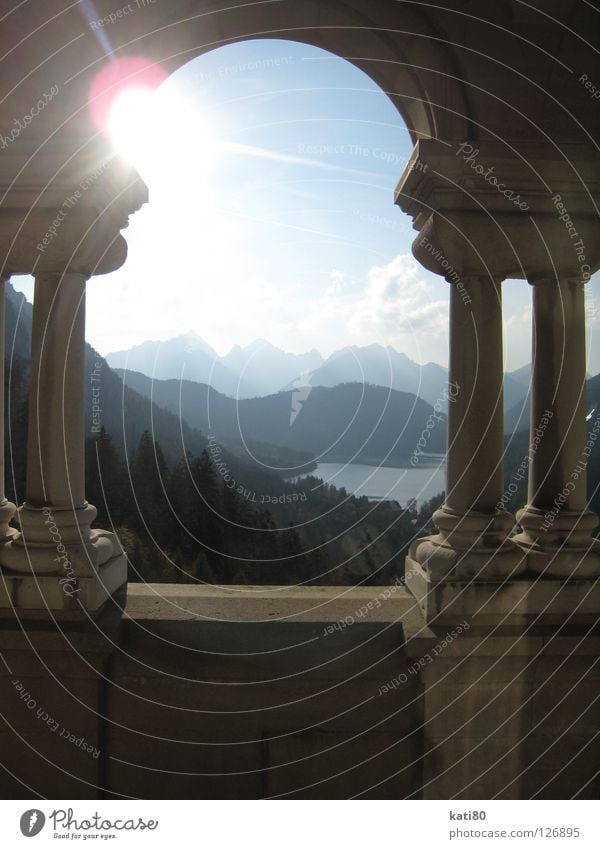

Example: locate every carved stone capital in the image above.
[0,138,147,277]
[397,140,600,282]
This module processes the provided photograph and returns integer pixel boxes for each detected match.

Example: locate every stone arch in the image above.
[0,0,473,150]
[118,0,470,141]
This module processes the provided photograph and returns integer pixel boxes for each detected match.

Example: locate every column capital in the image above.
[396,139,600,221]
[0,138,147,278]
[397,141,600,283]
[411,210,517,281]
[33,269,90,284]
[528,274,587,287]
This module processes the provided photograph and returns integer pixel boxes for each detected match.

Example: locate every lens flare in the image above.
[88,56,167,133]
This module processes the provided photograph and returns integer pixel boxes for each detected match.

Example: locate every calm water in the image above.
[298,460,446,505]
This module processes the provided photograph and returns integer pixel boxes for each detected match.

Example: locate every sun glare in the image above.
[108,86,156,163]
[107,82,215,196]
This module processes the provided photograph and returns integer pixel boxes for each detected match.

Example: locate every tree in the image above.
[128,430,170,543]
[85,427,128,527]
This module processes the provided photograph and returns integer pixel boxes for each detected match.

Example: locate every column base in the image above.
[0,504,116,574]
[0,499,17,543]
[0,552,127,618]
[411,507,525,581]
[406,557,600,626]
[0,505,127,617]
[514,506,600,578]
[406,556,600,627]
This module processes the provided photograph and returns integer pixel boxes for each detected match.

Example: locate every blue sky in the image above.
[12,39,600,372]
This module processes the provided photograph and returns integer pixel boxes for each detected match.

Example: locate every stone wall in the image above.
[0,585,598,799]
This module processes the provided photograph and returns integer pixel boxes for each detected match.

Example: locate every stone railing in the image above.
[0,584,598,799]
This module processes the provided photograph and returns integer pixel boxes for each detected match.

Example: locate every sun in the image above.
[107,81,216,196]
[107,84,176,185]
[108,85,156,165]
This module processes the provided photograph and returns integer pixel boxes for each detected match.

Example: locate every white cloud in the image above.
[295,254,450,363]
[351,254,442,330]
[326,269,347,295]
[348,254,449,359]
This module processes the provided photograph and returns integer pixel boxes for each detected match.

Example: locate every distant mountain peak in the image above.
[246,338,277,351]
[181,330,203,342]
[106,334,456,404]
[177,332,218,357]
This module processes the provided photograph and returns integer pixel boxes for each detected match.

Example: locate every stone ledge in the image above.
[124,582,417,623]
[122,584,421,670]
[406,559,600,627]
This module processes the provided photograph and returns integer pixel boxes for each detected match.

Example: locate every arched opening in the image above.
[79,39,455,587]
[1,0,600,805]
[5,34,543,589]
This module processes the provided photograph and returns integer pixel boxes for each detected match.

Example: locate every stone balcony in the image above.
[1,584,598,800]
[1,0,599,802]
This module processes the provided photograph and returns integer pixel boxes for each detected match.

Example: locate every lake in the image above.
[296,460,446,505]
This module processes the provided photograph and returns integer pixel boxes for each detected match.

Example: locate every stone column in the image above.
[514,277,600,576]
[0,270,119,591]
[0,276,17,541]
[445,275,505,515]
[25,271,88,511]
[0,146,147,615]
[396,140,600,624]
[407,273,521,589]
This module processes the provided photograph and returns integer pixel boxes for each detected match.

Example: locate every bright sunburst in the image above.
[107,82,216,196]
[108,85,156,165]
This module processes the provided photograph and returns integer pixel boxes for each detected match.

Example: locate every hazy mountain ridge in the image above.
[223,339,323,397]
[106,332,256,398]
[107,332,534,412]
[116,369,447,467]
[3,283,316,500]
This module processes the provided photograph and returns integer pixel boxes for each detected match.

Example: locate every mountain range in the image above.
[4,286,443,473]
[106,333,323,400]
[115,370,447,468]
[107,332,533,416]
[6,286,600,483]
